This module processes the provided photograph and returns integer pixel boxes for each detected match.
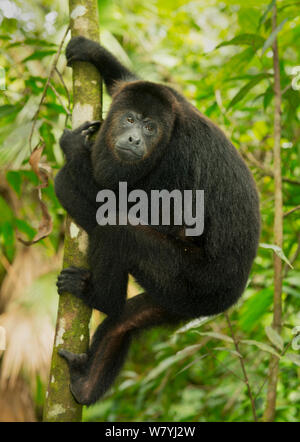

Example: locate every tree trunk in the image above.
[43,0,102,422]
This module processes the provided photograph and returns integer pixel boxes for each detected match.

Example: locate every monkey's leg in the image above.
[57,120,101,202]
[55,165,97,234]
[58,293,179,405]
[57,226,129,316]
[55,121,104,233]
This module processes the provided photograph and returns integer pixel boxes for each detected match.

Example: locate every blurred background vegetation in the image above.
[0,0,299,422]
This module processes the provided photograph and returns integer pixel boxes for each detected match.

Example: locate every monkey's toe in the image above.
[58,348,88,368]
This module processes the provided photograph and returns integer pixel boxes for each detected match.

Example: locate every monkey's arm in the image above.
[54,121,101,233]
[66,36,138,95]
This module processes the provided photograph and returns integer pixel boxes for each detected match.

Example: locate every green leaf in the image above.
[21,170,39,186]
[25,76,46,95]
[0,104,19,118]
[0,196,14,224]
[176,343,205,357]
[260,243,294,269]
[6,171,22,196]
[261,19,288,55]
[15,219,36,240]
[284,273,300,298]
[1,221,15,261]
[283,285,300,298]
[204,102,217,117]
[265,326,284,351]
[239,288,273,332]
[40,122,55,149]
[143,353,186,383]
[257,0,276,30]
[216,34,265,51]
[283,353,300,367]
[214,347,242,358]
[196,331,234,344]
[285,273,300,287]
[24,38,57,48]
[23,50,57,62]
[0,121,41,168]
[175,355,208,376]
[220,47,256,81]
[44,102,68,115]
[227,74,270,110]
[241,339,281,357]
[174,316,213,334]
[263,85,274,109]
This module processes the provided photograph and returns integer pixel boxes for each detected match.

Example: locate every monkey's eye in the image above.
[145,123,154,133]
[127,116,134,124]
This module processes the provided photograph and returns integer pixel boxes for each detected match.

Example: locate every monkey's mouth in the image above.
[116,145,144,160]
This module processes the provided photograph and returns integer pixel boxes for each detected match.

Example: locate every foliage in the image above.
[0,0,299,422]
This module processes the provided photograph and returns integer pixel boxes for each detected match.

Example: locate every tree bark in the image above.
[43,0,102,422]
[263,1,283,422]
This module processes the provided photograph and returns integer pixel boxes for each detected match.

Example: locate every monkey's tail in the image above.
[59,293,179,405]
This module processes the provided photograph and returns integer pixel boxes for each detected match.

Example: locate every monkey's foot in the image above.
[56,266,91,297]
[58,349,95,405]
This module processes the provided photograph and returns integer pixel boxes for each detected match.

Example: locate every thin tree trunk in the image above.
[43,0,102,422]
[263,1,283,422]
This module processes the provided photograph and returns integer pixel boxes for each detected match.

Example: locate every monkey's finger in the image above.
[56,280,72,294]
[59,266,91,278]
[56,277,87,289]
[82,122,101,137]
[87,120,101,128]
[58,349,76,364]
[60,266,82,274]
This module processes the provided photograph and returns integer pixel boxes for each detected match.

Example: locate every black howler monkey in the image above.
[55,36,260,405]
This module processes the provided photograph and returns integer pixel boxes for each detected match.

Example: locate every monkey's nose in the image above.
[128,135,141,145]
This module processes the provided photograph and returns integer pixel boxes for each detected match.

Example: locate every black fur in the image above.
[55,36,260,405]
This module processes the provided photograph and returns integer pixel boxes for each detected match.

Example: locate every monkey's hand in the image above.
[66,36,99,67]
[59,120,101,160]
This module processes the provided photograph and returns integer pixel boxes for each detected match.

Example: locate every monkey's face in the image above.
[112,111,160,162]
[97,82,178,171]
